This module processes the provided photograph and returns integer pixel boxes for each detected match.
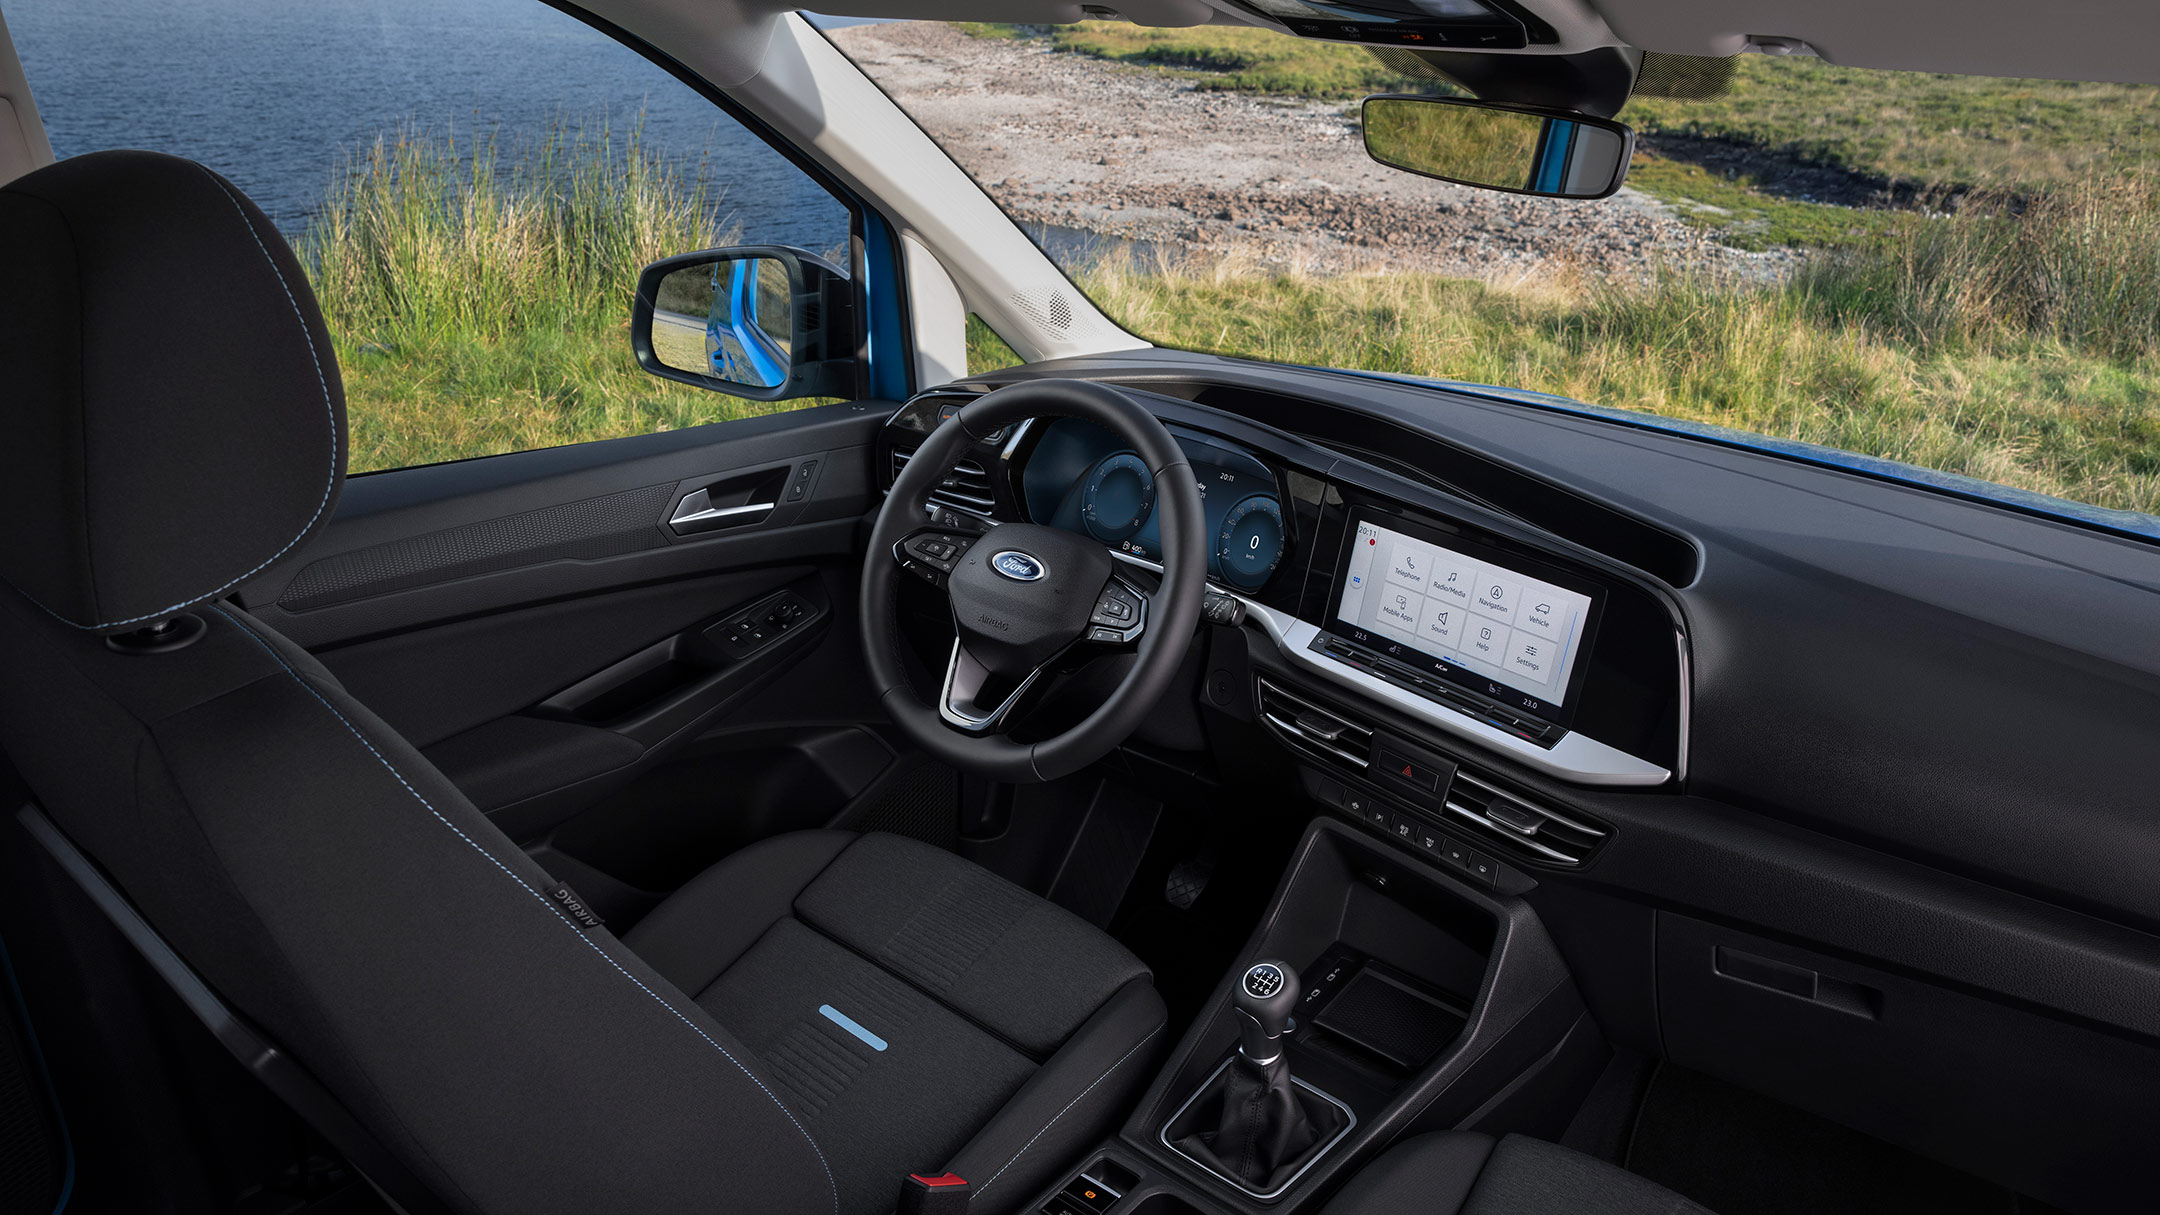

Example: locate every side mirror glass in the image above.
[631,246,854,400]
[1362,96,1633,200]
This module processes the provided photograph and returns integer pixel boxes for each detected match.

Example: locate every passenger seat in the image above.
[1323,1132,1713,1215]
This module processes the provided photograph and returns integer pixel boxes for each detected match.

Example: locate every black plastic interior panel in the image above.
[1183,383,1701,588]
[1657,912,2160,1214]
[241,402,886,647]
[277,481,680,611]
[313,568,808,749]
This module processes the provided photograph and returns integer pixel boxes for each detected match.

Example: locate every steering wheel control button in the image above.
[1086,578,1148,644]
[898,532,978,587]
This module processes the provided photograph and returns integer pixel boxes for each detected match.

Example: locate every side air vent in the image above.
[890,446,997,514]
[1444,770,1609,867]
[1256,677,1374,771]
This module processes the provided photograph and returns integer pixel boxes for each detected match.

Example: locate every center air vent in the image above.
[890,446,997,514]
[1257,677,1374,770]
[1444,770,1609,867]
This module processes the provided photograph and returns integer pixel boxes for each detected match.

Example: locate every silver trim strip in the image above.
[1256,677,1373,769]
[937,640,1046,733]
[1674,627,1693,785]
[1452,770,1609,839]
[1158,1056,1358,1201]
[1239,598,1671,787]
[1444,801,1582,865]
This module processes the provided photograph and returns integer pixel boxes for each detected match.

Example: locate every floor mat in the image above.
[1626,1066,2026,1215]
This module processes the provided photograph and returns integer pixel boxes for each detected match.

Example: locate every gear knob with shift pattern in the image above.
[1233,959,1299,1064]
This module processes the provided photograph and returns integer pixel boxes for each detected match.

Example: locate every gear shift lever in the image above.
[1166,957,1346,1192]
[1233,959,1299,1065]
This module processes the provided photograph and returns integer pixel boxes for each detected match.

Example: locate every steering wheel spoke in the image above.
[940,639,1051,734]
[893,527,983,590]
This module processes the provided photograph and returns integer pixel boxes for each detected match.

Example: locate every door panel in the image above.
[237,404,898,873]
[239,402,884,647]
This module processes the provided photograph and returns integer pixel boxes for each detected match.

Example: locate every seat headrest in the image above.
[0,150,346,633]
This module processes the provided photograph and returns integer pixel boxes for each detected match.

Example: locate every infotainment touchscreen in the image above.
[1329,515,1601,723]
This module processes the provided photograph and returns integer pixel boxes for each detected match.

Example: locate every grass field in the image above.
[1012,23,2160,189]
[962,22,2160,254]
[298,123,792,473]
[294,118,2159,516]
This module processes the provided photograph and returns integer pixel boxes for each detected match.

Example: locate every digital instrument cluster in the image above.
[1023,420,1290,591]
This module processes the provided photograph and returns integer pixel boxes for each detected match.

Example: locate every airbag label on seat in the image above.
[547,883,605,931]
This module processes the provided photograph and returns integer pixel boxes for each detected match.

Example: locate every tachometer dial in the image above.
[1216,495,1285,589]
[1080,452,1156,542]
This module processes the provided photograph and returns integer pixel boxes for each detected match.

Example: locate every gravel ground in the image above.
[831,22,1799,281]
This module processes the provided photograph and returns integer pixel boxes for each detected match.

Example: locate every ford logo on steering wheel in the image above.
[989,550,1046,582]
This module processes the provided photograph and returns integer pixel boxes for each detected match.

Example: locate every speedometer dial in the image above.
[1216,495,1285,589]
[1080,452,1156,542]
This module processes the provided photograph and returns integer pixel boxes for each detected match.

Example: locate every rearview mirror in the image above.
[631,246,854,400]
[1362,96,1633,200]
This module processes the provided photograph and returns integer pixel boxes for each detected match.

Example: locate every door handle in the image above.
[668,486,775,534]
[671,489,775,527]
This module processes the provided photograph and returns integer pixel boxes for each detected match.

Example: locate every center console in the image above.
[1019,818,1605,1215]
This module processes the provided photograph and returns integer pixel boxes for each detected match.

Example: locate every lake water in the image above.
[5,0,857,249]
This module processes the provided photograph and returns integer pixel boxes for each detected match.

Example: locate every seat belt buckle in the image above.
[900,1171,970,1215]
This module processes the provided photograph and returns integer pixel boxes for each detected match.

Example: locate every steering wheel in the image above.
[862,379,1207,783]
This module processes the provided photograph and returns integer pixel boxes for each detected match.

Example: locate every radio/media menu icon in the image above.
[1427,555,1477,605]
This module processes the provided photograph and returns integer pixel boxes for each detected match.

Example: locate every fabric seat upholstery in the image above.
[628,831,1167,1212]
[0,149,1165,1215]
[1322,1132,1716,1215]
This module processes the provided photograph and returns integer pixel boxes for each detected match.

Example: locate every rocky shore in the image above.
[830,21,1798,280]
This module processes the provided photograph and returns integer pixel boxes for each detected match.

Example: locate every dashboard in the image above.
[881,386,1686,790]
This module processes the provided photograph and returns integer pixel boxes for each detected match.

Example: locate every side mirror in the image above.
[1362,96,1634,200]
[631,246,854,400]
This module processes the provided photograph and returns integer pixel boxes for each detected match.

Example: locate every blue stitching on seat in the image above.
[208,605,839,1215]
[974,1021,1163,1199]
[31,168,341,632]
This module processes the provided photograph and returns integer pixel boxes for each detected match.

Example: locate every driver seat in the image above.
[0,150,1165,1215]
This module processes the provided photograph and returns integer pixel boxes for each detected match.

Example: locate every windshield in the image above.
[833,22,2160,530]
